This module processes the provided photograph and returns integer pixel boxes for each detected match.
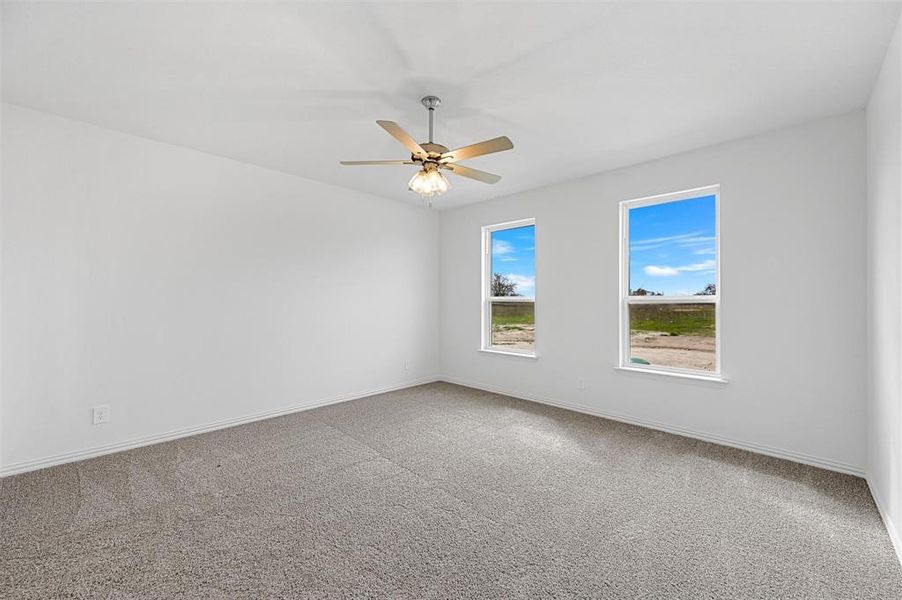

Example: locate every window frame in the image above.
[619,185,721,379]
[481,218,537,358]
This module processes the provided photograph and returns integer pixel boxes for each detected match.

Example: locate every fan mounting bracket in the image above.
[420,96,441,110]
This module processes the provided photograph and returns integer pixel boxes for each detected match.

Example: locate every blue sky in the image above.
[491,225,535,298]
[628,195,716,296]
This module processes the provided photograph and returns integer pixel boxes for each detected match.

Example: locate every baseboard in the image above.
[0,377,440,477]
[868,478,902,568]
[2,375,865,480]
[441,377,865,477]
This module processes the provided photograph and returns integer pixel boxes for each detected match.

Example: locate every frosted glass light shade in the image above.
[408,167,450,198]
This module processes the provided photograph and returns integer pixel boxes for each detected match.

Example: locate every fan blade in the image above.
[340,160,415,165]
[442,163,502,184]
[376,120,427,157]
[440,136,513,162]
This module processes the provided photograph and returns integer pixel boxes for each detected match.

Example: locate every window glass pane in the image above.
[629,195,716,297]
[491,300,535,352]
[491,225,535,300]
[628,303,715,372]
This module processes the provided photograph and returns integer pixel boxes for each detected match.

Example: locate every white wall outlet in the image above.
[577,377,586,391]
[92,405,110,425]
[404,359,410,371]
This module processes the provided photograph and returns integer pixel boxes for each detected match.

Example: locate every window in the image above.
[620,187,720,377]
[482,219,536,356]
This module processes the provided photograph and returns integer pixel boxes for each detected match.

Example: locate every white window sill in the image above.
[614,365,727,384]
[478,348,538,360]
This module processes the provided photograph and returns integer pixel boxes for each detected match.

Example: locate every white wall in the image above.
[867,16,902,558]
[0,22,4,471]
[0,81,886,490]
[0,104,439,473]
[441,112,867,474]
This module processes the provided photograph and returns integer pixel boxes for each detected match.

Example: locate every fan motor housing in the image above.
[414,142,449,162]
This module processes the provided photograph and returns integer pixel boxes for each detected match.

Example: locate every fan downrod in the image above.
[421,95,441,143]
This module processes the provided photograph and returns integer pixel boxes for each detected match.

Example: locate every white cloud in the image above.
[694,247,716,255]
[630,231,702,252]
[505,273,535,296]
[644,259,716,277]
[629,242,668,252]
[678,259,717,272]
[492,240,515,255]
[678,236,715,247]
[498,257,519,262]
[632,231,702,246]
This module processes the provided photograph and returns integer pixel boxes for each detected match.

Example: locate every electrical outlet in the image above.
[92,405,110,425]
[404,360,410,371]
[577,377,586,391]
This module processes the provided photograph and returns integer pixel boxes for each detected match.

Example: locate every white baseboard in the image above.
[441,377,865,478]
[867,478,902,568]
[0,377,439,477]
[1,374,866,481]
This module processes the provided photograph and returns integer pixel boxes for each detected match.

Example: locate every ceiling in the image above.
[3,1,900,209]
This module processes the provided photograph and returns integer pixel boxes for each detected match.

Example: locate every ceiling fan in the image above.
[340,96,513,205]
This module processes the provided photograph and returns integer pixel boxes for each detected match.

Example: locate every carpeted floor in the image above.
[2,382,901,599]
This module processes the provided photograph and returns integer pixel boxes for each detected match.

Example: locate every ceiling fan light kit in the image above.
[340,95,513,206]
[408,163,450,204]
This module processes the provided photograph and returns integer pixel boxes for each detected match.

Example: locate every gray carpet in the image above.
[2,382,900,599]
